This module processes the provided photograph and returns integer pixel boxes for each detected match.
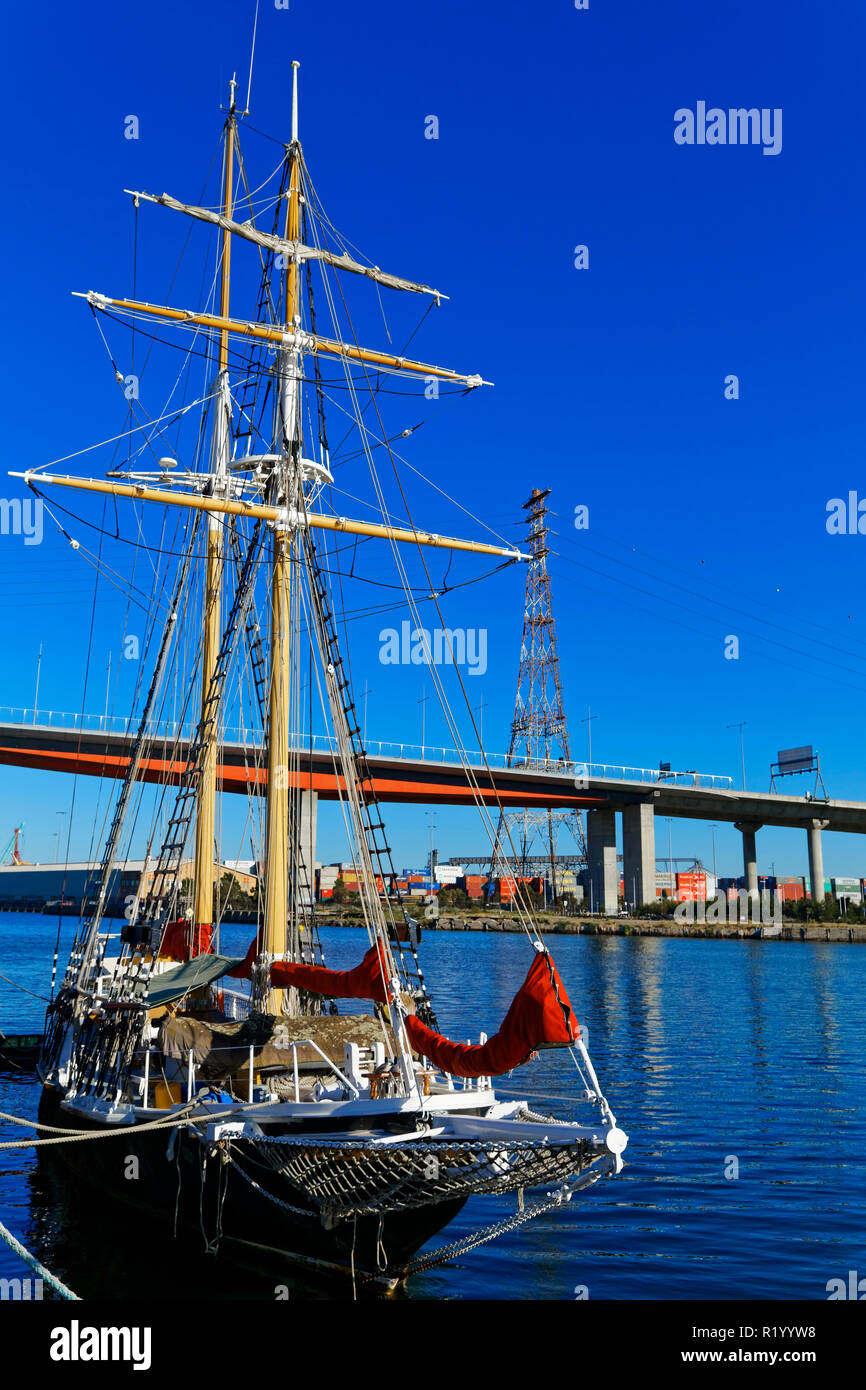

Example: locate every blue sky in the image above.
[2,0,866,879]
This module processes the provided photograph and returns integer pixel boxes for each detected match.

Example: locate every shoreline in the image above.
[4,906,860,944]
[319,913,866,943]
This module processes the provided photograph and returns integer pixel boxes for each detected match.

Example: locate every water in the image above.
[1,914,863,1300]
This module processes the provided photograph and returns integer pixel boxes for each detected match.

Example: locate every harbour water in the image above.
[1,913,863,1300]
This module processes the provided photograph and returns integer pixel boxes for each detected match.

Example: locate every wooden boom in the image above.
[74,293,491,388]
[13,471,527,561]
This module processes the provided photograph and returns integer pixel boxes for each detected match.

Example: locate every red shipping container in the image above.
[777,882,804,901]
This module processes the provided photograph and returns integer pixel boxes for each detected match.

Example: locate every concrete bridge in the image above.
[1,710,864,910]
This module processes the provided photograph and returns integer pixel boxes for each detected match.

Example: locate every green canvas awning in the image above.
[147,954,242,1009]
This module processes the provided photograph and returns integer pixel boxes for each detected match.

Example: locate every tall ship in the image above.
[17,62,627,1287]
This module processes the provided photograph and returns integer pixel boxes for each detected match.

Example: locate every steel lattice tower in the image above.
[490,489,586,891]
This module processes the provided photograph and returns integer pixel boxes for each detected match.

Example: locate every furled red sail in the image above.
[159,919,214,962]
[228,935,390,1003]
[270,943,391,1002]
[226,931,262,980]
[404,950,579,1077]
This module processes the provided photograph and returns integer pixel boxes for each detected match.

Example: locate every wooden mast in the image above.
[261,61,302,1014]
[192,79,236,938]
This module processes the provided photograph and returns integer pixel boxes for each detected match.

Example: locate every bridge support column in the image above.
[807,819,829,902]
[295,790,318,906]
[587,807,618,914]
[622,802,655,910]
[734,821,762,895]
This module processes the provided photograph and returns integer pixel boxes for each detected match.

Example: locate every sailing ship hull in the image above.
[37,1084,466,1283]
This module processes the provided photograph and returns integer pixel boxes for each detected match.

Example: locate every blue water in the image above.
[1,914,864,1300]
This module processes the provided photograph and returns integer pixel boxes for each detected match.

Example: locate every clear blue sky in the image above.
[2,0,866,879]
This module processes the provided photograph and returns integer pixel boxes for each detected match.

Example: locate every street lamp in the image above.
[55,810,67,864]
[426,811,436,889]
[474,696,486,750]
[666,818,674,894]
[727,721,747,790]
[581,706,598,772]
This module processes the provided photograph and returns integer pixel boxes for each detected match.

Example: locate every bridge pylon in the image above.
[489,488,586,898]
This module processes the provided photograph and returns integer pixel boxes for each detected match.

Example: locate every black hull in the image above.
[37,1086,466,1287]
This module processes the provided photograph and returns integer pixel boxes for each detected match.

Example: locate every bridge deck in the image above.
[1,722,864,833]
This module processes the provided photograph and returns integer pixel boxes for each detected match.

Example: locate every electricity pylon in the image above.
[489,488,586,897]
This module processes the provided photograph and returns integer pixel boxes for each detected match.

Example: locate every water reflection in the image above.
[1,920,864,1300]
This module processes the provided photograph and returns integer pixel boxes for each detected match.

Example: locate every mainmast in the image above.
[262,61,302,1013]
[192,78,236,936]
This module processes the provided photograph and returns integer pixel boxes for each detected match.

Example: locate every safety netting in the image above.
[244,1132,594,1222]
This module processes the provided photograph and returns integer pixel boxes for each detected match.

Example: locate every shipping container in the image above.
[832,878,863,903]
[776,882,804,901]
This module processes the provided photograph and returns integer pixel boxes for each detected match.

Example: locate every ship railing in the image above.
[137,1038,361,1108]
[0,707,735,789]
[220,986,251,1022]
[428,1068,490,1093]
[138,1036,489,1108]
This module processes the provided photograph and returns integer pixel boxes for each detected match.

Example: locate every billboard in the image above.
[776,745,814,773]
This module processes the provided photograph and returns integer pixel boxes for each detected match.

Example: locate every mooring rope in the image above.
[0,1101,239,1150]
[0,971,51,1002]
[0,1217,80,1300]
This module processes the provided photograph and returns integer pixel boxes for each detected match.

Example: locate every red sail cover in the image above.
[229,936,390,1003]
[270,943,390,1002]
[160,919,214,962]
[404,951,579,1078]
[226,931,262,980]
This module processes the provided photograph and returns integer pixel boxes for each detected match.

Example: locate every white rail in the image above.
[0,707,735,789]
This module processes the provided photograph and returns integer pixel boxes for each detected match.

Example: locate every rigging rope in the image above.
[300,152,543,943]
